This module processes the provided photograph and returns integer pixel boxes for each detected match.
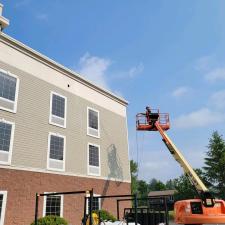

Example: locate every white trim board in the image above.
[0,35,127,117]
[0,33,127,105]
[0,164,131,183]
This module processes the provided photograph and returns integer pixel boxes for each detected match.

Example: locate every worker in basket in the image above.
[145,106,152,125]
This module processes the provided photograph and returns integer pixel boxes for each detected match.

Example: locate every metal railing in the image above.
[136,113,169,126]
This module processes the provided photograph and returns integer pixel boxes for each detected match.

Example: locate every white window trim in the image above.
[86,193,101,214]
[43,192,63,217]
[87,107,100,138]
[49,91,67,129]
[0,68,20,114]
[0,118,15,165]
[87,143,101,176]
[0,191,7,225]
[47,132,66,172]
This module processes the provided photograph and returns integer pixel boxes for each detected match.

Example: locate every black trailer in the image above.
[118,196,171,225]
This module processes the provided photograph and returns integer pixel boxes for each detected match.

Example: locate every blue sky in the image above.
[2,0,225,182]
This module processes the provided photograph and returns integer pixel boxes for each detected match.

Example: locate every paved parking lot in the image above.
[169,221,222,225]
[169,222,222,225]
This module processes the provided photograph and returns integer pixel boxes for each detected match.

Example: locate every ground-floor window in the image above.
[86,194,101,213]
[43,195,63,217]
[0,191,7,225]
[92,196,101,211]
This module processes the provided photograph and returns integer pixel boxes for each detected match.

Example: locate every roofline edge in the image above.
[0,32,128,106]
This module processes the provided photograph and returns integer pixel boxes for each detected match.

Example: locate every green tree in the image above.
[149,178,166,191]
[203,131,225,199]
[130,160,138,194]
[165,179,176,190]
[173,168,205,201]
[137,179,149,206]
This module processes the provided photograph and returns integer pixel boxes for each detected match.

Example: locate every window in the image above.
[89,145,99,167]
[49,92,67,128]
[87,107,100,138]
[47,133,66,171]
[0,191,7,225]
[43,194,63,217]
[169,195,174,201]
[88,143,100,176]
[91,196,101,211]
[0,120,15,165]
[0,69,19,113]
[86,194,101,214]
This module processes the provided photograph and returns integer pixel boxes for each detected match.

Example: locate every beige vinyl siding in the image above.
[0,60,130,181]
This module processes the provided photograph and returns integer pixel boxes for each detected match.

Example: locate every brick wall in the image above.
[0,168,131,225]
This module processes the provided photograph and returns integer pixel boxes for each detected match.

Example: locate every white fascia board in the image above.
[0,33,128,106]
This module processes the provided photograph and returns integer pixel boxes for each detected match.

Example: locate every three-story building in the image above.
[0,5,130,225]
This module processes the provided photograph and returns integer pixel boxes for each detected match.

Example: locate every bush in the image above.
[93,209,116,222]
[31,215,68,225]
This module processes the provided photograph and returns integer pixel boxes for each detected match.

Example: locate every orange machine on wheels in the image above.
[136,107,225,225]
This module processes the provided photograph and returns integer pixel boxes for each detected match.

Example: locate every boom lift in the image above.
[136,107,225,225]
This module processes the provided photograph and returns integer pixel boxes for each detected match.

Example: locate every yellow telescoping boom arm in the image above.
[154,121,215,207]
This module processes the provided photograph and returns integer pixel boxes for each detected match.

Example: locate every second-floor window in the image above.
[47,133,65,171]
[49,92,67,128]
[0,69,19,113]
[88,143,100,176]
[0,120,15,165]
[87,107,100,138]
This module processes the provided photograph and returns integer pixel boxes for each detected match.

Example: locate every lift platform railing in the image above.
[136,112,170,131]
[158,113,169,125]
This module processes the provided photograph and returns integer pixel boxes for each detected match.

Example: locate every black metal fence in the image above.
[34,189,94,225]
[34,192,172,225]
